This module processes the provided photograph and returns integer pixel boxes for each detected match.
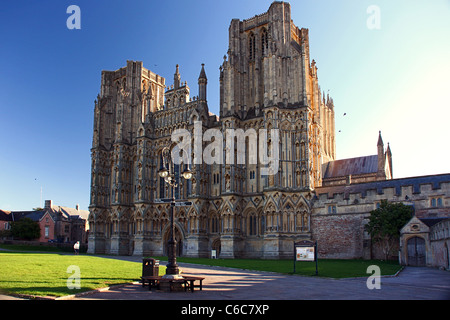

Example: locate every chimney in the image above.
[76,204,79,211]
[44,200,53,209]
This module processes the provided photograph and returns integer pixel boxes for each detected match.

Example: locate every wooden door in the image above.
[407,236,426,266]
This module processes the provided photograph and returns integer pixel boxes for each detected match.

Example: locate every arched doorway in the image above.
[407,236,426,266]
[212,238,221,258]
[163,226,183,257]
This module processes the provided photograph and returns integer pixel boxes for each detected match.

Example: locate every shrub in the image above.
[11,218,41,240]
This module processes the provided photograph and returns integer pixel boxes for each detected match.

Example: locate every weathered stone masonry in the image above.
[87,2,449,264]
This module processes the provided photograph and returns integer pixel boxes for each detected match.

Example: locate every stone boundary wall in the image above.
[430,219,450,269]
[312,174,450,259]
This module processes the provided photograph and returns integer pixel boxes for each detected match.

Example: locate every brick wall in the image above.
[311,213,366,259]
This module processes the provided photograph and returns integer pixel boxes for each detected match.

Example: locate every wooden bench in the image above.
[141,276,161,291]
[182,276,205,293]
[141,275,205,292]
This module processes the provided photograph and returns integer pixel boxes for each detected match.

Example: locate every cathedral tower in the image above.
[220,2,312,116]
[219,1,335,190]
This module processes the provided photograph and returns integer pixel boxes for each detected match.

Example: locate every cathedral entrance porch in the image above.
[211,238,221,258]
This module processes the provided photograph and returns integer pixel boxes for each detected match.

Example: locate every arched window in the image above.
[249,33,255,60]
[249,214,257,235]
[174,163,180,199]
[159,153,165,199]
[185,169,192,197]
[142,80,147,92]
[261,28,268,56]
[210,217,220,233]
[261,215,265,234]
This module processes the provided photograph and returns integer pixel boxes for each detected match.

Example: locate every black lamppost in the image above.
[158,146,192,279]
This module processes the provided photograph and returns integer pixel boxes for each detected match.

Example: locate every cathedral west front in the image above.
[88,2,450,263]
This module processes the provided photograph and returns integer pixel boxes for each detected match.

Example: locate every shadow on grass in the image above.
[1,278,140,298]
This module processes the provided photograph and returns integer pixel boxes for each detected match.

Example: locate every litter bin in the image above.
[142,258,160,277]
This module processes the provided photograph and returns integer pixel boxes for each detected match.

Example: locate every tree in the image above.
[11,218,41,240]
[365,200,413,260]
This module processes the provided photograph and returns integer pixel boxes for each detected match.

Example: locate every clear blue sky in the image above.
[1,0,449,211]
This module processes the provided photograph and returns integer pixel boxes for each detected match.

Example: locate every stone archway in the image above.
[212,238,221,258]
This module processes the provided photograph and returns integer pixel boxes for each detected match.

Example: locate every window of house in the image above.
[431,197,443,207]
[327,205,337,214]
[45,226,49,238]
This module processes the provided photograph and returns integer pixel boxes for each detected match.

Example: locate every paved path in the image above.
[71,257,450,300]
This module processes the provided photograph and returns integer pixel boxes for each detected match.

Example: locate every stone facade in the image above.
[314,174,450,261]
[87,1,450,261]
[429,219,450,269]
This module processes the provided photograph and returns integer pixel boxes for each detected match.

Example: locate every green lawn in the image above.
[0,251,165,298]
[0,247,402,298]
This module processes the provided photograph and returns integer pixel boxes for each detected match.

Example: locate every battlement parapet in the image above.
[313,174,450,215]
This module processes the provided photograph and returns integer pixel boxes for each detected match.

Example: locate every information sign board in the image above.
[293,240,318,275]
[296,246,315,262]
